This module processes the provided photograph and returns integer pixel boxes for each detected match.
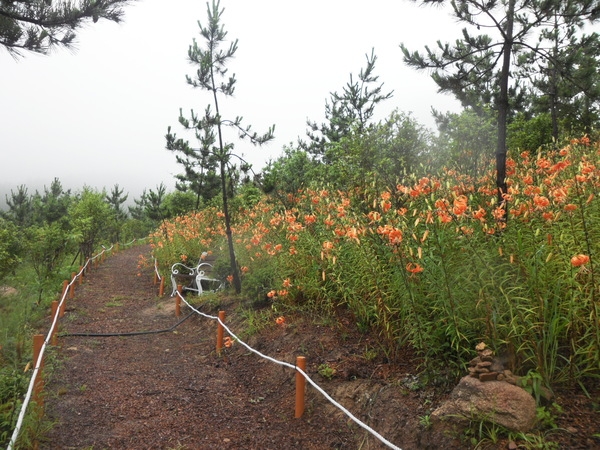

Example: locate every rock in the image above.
[431,375,537,432]
[479,372,499,382]
[481,348,494,358]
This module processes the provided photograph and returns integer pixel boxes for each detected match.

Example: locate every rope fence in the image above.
[6,243,122,450]
[174,289,403,450]
[8,242,402,450]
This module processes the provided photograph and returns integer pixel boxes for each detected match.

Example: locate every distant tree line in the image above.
[0,178,201,300]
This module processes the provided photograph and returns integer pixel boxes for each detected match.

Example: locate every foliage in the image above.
[0,365,27,447]
[69,188,111,262]
[432,108,497,177]
[152,136,600,387]
[0,219,21,281]
[24,222,73,302]
[0,0,133,56]
[261,147,319,205]
[321,109,432,193]
[507,113,555,152]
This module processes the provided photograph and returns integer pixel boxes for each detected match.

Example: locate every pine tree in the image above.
[166,0,274,294]
[105,184,129,242]
[401,0,600,214]
[0,0,133,56]
[3,185,32,227]
[302,49,393,160]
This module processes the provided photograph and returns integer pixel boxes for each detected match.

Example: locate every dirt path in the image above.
[41,245,599,450]
[42,245,388,449]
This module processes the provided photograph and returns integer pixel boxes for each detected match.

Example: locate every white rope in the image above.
[6,249,106,450]
[123,237,147,247]
[177,292,402,450]
[153,258,162,281]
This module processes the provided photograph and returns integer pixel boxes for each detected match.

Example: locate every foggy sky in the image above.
[0,0,461,207]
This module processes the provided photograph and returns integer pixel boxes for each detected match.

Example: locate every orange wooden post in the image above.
[32,334,45,408]
[175,291,181,317]
[216,310,226,355]
[159,277,165,296]
[78,266,84,285]
[295,356,307,418]
[51,301,59,346]
[59,280,68,317]
[69,273,76,299]
[153,271,158,285]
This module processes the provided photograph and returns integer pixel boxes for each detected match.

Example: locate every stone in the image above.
[431,375,537,432]
[479,372,499,382]
[481,348,494,358]
[475,342,487,351]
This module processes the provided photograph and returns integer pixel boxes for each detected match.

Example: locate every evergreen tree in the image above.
[105,184,128,242]
[165,0,275,294]
[33,177,71,226]
[105,184,128,220]
[166,123,222,210]
[3,185,32,227]
[302,49,393,160]
[401,0,600,214]
[0,0,133,56]
[145,183,168,223]
[520,30,600,138]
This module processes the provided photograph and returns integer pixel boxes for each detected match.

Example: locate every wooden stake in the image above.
[295,356,306,418]
[59,280,68,317]
[51,301,59,346]
[159,277,165,297]
[69,273,76,299]
[216,310,226,355]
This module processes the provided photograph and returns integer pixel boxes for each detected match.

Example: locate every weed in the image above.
[418,414,431,429]
[105,299,123,308]
[536,403,563,430]
[317,363,336,380]
[363,346,378,361]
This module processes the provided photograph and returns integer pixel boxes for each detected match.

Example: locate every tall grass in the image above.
[0,258,86,447]
[151,137,600,387]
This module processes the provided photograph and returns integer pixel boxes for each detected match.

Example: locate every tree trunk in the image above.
[220,157,242,294]
[496,0,515,217]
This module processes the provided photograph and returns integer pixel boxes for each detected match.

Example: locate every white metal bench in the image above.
[170,253,224,296]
